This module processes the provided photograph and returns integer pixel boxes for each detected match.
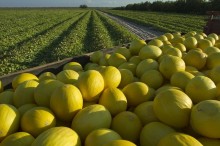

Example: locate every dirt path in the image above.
[102,12,164,40]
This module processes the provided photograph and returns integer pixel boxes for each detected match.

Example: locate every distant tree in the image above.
[80,4,88,8]
[112,0,218,14]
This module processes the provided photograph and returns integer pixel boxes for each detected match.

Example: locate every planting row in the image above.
[0,9,137,76]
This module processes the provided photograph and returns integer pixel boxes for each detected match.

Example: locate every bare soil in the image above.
[103,12,164,40]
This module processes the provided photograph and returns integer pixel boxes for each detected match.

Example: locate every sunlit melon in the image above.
[139,45,162,60]
[0,104,20,142]
[12,73,38,89]
[71,104,112,141]
[122,82,150,107]
[50,84,83,122]
[63,61,83,72]
[21,106,56,137]
[159,55,185,79]
[129,39,146,55]
[77,70,104,102]
[99,87,127,116]
[99,66,121,89]
[56,70,79,84]
[153,89,193,128]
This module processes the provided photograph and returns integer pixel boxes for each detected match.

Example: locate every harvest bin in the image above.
[0,48,116,89]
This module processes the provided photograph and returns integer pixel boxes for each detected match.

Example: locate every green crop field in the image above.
[102,10,206,33]
[0,9,138,76]
[0,8,206,76]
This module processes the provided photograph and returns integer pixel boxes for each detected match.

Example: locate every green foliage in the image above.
[0,9,137,76]
[103,10,205,33]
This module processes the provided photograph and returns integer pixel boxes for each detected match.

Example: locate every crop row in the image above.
[0,9,137,76]
[0,11,86,75]
[102,10,205,33]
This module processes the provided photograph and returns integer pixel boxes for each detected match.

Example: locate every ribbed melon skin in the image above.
[31,127,81,146]
[0,104,20,142]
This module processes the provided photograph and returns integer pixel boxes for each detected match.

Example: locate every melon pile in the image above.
[0,31,220,146]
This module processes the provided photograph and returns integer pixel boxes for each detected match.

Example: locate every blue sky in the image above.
[0,0,152,7]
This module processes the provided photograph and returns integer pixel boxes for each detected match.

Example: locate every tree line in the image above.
[113,0,220,14]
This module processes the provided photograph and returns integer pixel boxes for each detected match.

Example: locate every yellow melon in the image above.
[71,104,112,141]
[183,37,197,50]
[108,53,127,68]
[153,89,193,128]
[158,132,202,146]
[129,56,142,65]
[185,76,217,103]
[122,82,150,107]
[139,45,162,60]
[190,100,220,138]
[111,111,142,143]
[140,121,176,146]
[164,47,182,58]
[21,107,56,137]
[118,69,134,89]
[99,88,127,116]
[134,101,158,125]
[170,71,195,90]
[56,70,79,84]
[198,39,213,50]
[50,84,83,122]
[0,104,20,142]
[148,39,163,47]
[118,62,136,75]
[31,127,81,146]
[140,69,164,89]
[99,66,121,89]
[159,55,185,79]
[103,140,136,146]
[136,59,159,78]
[90,51,104,64]
[183,50,207,70]
[115,47,131,60]
[12,73,38,89]
[13,80,39,107]
[206,52,220,69]
[99,54,110,66]
[129,39,146,55]
[77,70,104,102]
[203,46,220,55]
[38,72,56,82]
[63,61,83,72]
[85,128,121,146]
[34,79,64,107]
[1,132,34,146]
